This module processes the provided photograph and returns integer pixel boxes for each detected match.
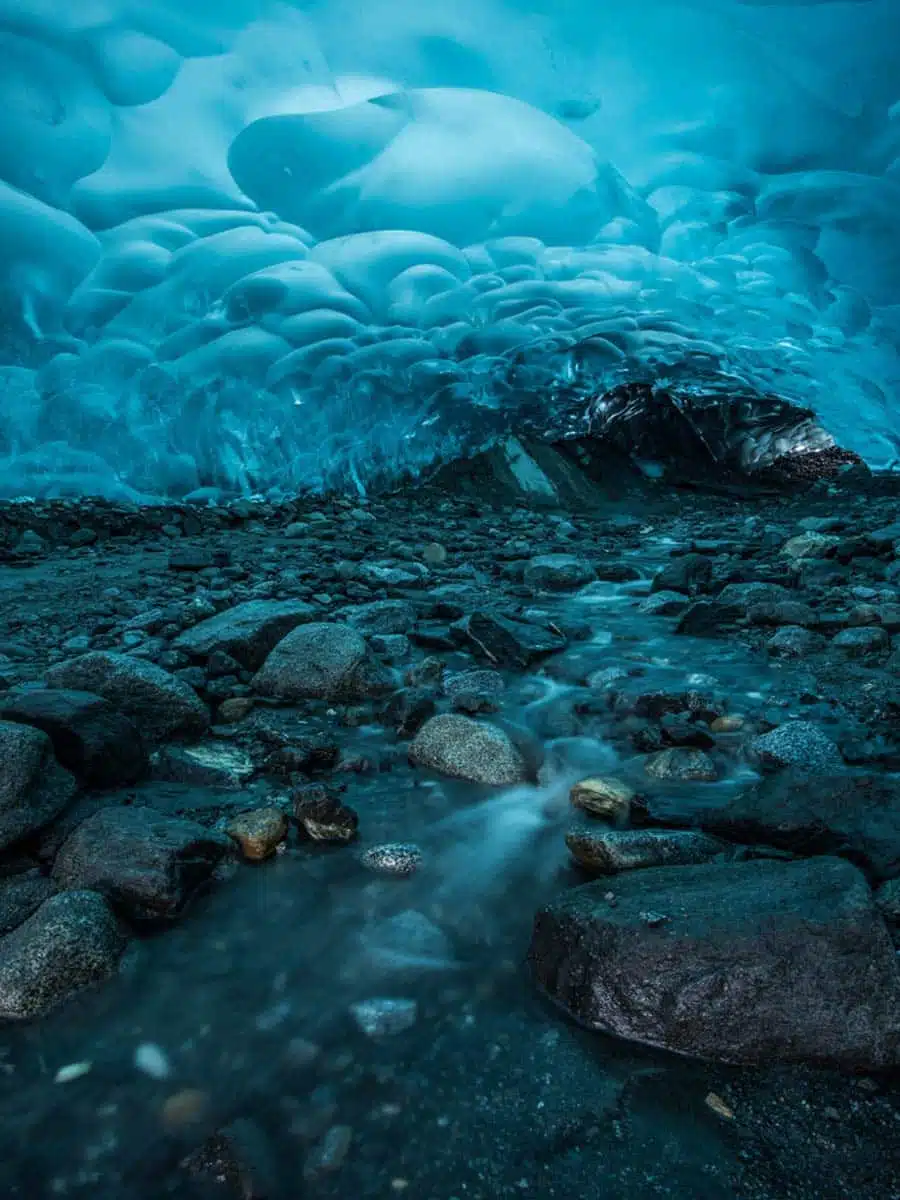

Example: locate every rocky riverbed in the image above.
[0,457,899,1198]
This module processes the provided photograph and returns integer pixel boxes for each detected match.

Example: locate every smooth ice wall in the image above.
[0,0,898,498]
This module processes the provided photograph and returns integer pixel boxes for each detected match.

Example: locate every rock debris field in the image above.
[0,472,898,1198]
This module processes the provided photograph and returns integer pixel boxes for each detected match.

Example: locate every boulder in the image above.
[44,653,209,743]
[174,600,317,669]
[465,611,566,668]
[409,714,528,786]
[52,806,232,922]
[529,857,900,1068]
[0,890,125,1020]
[747,721,843,774]
[524,555,596,591]
[253,623,394,702]
[0,721,78,852]
[0,689,147,787]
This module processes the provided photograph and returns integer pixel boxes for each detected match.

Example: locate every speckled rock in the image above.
[831,626,890,658]
[44,652,209,743]
[359,844,422,877]
[52,806,232,922]
[0,890,125,1020]
[766,626,824,659]
[253,623,394,703]
[748,722,844,774]
[409,714,528,786]
[0,871,55,936]
[293,786,358,843]
[0,721,78,852]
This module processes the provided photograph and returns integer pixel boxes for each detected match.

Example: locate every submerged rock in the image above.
[253,623,394,702]
[644,747,718,782]
[227,808,288,861]
[570,777,635,822]
[44,652,209,743]
[0,890,125,1020]
[293,786,358,843]
[0,721,78,852]
[52,806,232,922]
[359,844,422,877]
[530,857,900,1068]
[409,714,528,786]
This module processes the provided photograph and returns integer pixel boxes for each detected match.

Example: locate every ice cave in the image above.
[0,0,899,497]
[3,5,900,1199]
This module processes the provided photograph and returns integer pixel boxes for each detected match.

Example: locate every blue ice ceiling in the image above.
[0,0,899,498]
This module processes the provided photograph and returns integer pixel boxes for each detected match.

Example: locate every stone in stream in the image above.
[529,857,900,1068]
[443,668,505,715]
[409,714,528,786]
[638,591,689,617]
[154,742,254,789]
[44,652,209,743]
[0,688,148,788]
[650,554,712,595]
[52,806,232,922]
[830,626,890,658]
[524,554,597,591]
[566,828,728,873]
[747,721,843,774]
[570,777,635,822]
[227,808,289,861]
[293,786,359,843]
[465,610,566,668]
[173,600,317,670]
[781,532,839,560]
[0,721,78,852]
[359,844,422,877]
[644,747,718,782]
[253,623,394,703]
[766,626,823,659]
[350,997,418,1038]
[0,890,126,1020]
[695,772,900,883]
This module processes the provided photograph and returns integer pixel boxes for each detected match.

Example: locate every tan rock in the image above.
[569,777,635,821]
[227,807,288,861]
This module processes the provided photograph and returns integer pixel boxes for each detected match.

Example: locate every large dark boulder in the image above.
[44,652,209,743]
[173,600,317,670]
[529,857,900,1069]
[0,721,78,852]
[52,806,232,923]
[0,689,147,788]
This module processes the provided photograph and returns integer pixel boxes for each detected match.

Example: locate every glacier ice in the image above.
[0,0,898,497]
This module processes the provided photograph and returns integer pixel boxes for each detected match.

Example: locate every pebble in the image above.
[359,844,422,877]
[569,777,635,821]
[227,808,289,861]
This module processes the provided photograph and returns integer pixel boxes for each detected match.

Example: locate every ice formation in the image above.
[0,0,898,498]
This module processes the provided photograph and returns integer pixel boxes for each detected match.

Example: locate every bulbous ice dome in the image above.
[0,0,898,497]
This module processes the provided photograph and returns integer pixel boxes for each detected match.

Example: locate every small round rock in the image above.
[226,807,288,861]
[569,777,635,821]
[359,844,422,877]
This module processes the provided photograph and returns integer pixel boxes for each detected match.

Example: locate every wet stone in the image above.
[253,622,394,703]
[293,786,359,843]
[465,610,566,668]
[227,807,289,861]
[360,844,422,877]
[524,554,596,591]
[644,747,718,782]
[409,713,528,786]
[52,806,232,922]
[530,856,900,1069]
[767,626,824,659]
[384,688,437,738]
[350,998,417,1038]
[0,890,126,1020]
[748,721,844,774]
[155,742,254,788]
[0,871,55,936]
[831,626,890,658]
[44,651,209,743]
[334,600,417,636]
[566,828,728,874]
[0,688,148,788]
[638,591,689,617]
[443,668,505,714]
[570,777,635,822]
[0,721,79,852]
[650,554,712,595]
[174,599,317,669]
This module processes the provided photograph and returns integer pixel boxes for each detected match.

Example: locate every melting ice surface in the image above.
[0,0,899,498]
